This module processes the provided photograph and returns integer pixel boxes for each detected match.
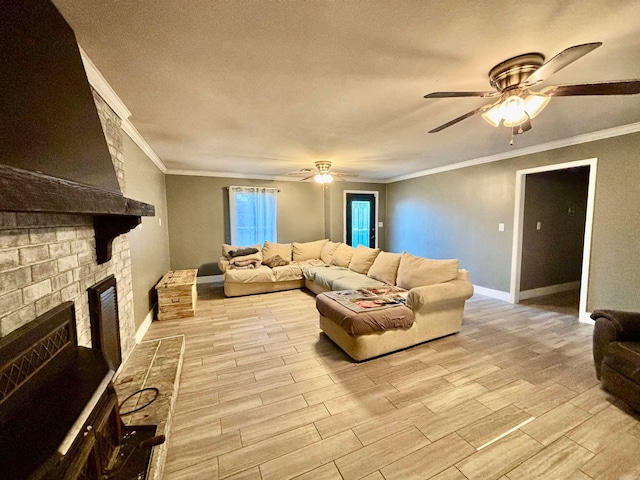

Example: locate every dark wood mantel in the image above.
[0,164,155,264]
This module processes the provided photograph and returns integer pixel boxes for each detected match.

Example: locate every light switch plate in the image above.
[498,223,505,232]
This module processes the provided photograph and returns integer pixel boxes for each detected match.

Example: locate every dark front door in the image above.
[346,193,376,247]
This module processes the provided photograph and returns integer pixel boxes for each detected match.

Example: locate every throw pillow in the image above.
[262,241,292,262]
[367,251,402,285]
[348,245,380,274]
[330,243,356,268]
[320,241,340,264]
[292,239,328,262]
[396,252,459,290]
[263,255,290,268]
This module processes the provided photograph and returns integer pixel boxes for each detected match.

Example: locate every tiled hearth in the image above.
[113,335,184,480]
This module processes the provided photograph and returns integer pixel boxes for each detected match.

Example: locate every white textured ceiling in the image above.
[52,0,640,181]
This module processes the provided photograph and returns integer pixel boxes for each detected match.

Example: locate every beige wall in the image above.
[387,131,640,312]
[123,135,171,330]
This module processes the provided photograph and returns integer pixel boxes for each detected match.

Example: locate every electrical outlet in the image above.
[536,221,542,230]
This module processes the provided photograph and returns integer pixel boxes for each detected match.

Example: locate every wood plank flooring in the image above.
[143,285,640,480]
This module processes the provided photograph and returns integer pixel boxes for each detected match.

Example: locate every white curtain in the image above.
[228,186,277,246]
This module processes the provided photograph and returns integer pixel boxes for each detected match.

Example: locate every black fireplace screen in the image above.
[88,275,122,371]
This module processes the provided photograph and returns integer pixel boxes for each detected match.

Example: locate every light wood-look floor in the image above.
[143,285,640,480]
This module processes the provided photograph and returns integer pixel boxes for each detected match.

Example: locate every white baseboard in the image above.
[473,285,511,303]
[580,311,594,325]
[518,281,580,300]
[135,308,154,343]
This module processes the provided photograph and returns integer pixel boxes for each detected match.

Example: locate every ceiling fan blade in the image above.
[299,175,314,182]
[523,42,602,86]
[541,80,640,96]
[428,101,498,133]
[424,91,498,99]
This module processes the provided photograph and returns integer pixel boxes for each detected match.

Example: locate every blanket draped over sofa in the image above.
[219,239,474,360]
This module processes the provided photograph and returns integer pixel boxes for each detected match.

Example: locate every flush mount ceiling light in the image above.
[423,43,640,142]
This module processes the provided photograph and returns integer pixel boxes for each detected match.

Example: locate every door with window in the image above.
[345,192,377,247]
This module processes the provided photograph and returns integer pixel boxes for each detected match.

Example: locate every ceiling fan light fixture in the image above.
[314,173,333,184]
[523,94,551,119]
[500,95,528,126]
[481,104,503,127]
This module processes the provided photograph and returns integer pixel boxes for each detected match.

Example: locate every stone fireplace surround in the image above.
[0,90,137,362]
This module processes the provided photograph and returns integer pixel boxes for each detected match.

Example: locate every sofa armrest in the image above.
[592,310,640,379]
[218,256,230,273]
[406,280,473,311]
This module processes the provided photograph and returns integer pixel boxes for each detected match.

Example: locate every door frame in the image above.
[509,158,598,323]
[343,190,379,248]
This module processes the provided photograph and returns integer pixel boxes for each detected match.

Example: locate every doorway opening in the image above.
[510,158,597,323]
[344,191,378,248]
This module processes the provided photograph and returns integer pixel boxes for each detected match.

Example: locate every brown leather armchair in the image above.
[592,309,640,412]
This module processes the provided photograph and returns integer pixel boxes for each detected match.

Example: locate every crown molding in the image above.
[387,122,640,183]
[79,46,167,174]
[166,169,384,184]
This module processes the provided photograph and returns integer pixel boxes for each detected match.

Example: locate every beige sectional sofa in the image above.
[219,239,473,360]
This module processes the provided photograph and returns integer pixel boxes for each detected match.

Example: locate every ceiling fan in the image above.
[424,42,640,141]
[285,161,356,184]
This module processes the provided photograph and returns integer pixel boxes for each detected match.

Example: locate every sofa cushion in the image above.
[292,239,328,262]
[348,245,380,274]
[263,255,290,268]
[367,251,401,285]
[272,263,305,282]
[332,275,386,291]
[262,241,292,262]
[304,265,385,291]
[320,241,341,264]
[396,253,459,289]
[331,244,356,267]
[225,265,275,283]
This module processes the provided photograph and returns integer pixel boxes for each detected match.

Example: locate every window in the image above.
[228,186,277,246]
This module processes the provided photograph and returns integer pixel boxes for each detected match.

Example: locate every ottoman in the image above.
[316,292,416,362]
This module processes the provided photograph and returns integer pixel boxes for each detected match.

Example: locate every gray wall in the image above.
[520,167,588,291]
[387,132,640,312]
[324,182,387,250]
[166,176,326,275]
[123,135,171,329]
[165,176,387,275]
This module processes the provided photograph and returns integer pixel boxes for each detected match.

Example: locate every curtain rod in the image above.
[226,186,281,192]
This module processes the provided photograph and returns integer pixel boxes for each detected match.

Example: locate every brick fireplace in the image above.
[0,90,137,361]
